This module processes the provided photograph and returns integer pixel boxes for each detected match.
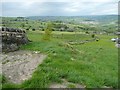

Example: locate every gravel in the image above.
[0,50,47,84]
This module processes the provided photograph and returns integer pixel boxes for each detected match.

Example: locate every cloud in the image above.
[2,0,119,2]
[90,2,118,15]
[1,0,119,16]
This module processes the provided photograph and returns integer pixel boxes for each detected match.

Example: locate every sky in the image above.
[1,0,119,17]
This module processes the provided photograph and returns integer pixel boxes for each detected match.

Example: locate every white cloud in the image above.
[2,0,119,2]
[1,0,118,16]
[90,2,118,15]
[64,2,83,12]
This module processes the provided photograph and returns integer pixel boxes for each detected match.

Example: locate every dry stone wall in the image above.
[0,27,30,53]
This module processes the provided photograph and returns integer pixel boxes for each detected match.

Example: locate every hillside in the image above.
[26,15,117,24]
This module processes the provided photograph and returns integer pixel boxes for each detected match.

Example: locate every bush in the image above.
[85,31,89,34]
[26,28,29,30]
[42,22,53,41]
[42,28,44,31]
[91,34,95,38]
[32,28,35,31]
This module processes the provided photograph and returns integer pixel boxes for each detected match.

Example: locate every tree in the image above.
[20,23,25,28]
[32,28,35,31]
[91,34,95,38]
[42,22,53,41]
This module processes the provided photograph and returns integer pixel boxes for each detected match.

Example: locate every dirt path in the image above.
[49,79,85,88]
[0,50,47,84]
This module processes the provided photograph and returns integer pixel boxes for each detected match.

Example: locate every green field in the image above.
[2,31,118,88]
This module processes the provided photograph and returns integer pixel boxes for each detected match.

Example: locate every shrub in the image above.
[26,28,29,30]
[32,28,35,31]
[85,31,89,34]
[42,22,53,41]
[91,34,95,38]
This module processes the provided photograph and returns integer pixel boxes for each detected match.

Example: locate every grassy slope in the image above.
[2,31,118,88]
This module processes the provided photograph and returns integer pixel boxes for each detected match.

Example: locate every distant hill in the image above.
[80,15,117,23]
[26,15,117,24]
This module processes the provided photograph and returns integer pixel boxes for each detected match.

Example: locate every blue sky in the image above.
[1,0,119,17]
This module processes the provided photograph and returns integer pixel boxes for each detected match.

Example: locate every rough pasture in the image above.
[2,31,117,88]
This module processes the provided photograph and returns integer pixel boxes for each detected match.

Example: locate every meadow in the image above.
[2,30,118,88]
